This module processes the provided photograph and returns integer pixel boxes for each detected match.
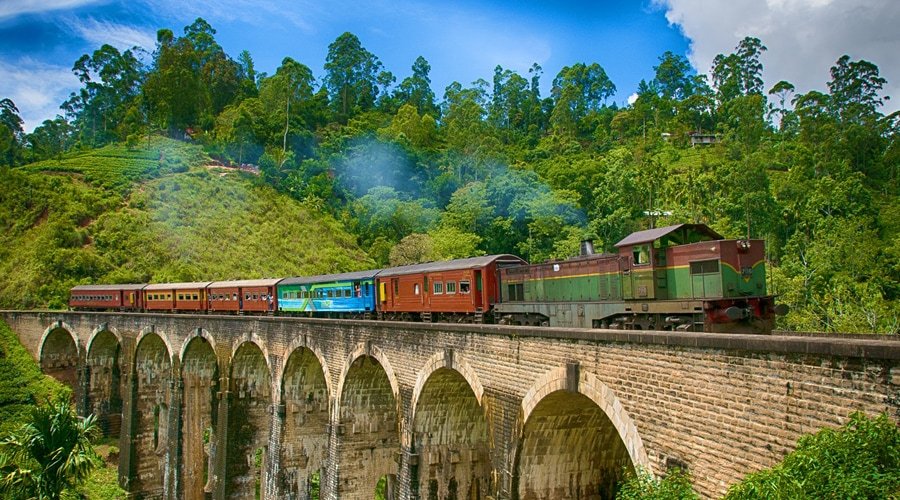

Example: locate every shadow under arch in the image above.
[334,343,400,499]
[85,325,124,437]
[39,322,80,391]
[279,343,331,499]
[515,365,650,499]
[410,350,491,500]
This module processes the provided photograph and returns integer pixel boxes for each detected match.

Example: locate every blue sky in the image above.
[1,0,897,131]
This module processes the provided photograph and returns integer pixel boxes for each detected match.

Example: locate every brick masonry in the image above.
[2,311,898,499]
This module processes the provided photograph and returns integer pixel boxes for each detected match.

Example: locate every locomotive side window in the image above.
[508,283,524,301]
[633,244,651,265]
[690,260,719,274]
[460,281,471,294]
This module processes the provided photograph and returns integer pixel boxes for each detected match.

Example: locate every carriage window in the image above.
[446,282,456,294]
[327,290,334,298]
[633,244,651,265]
[192,294,198,301]
[690,260,720,274]
[252,293,259,300]
[433,282,443,294]
[178,294,184,301]
[344,289,352,298]
[414,283,421,295]
[232,293,237,300]
[459,281,471,294]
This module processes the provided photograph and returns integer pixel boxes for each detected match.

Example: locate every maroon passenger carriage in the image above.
[207,278,280,314]
[69,284,146,311]
[376,255,526,323]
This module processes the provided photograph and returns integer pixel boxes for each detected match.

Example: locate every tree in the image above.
[711,36,767,103]
[0,399,101,500]
[143,28,203,133]
[767,80,795,132]
[324,32,385,121]
[653,51,694,101]
[26,117,73,162]
[551,62,616,136]
[63,44,144,145]
[396,56,437,117]
[827,55,887,124]
[725,413,900,499]
[0,98,24,166]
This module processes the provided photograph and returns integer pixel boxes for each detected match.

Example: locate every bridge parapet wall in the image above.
[2,310,898,499]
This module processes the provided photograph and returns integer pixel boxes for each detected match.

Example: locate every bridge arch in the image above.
[229,333,273,382]
[179,327,218,363]
[279,335,333,398]
[39,322,80,390]
[225,340,273,498]
[85,325,124,437]
[411,350,491,500]
[410,350,484,417]
[516,365,649,499]
[279,342,331,499]
[87,324,121,354]
[131,330,173,497]
[180,332,220,499]
[135,326,175,363]
[334,343,401,498]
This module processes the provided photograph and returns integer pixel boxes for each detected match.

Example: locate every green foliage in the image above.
[616,468,698,500]
[0,321,70,437]
[725,412,900,499]
[4,21,898,332]
[21,137,209,192]
[0,136,372,309]
[0,398,102,500]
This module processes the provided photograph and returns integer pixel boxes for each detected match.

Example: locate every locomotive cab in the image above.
[615,224,777,333]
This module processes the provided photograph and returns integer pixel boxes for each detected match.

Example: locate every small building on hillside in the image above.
[690,133,719,146]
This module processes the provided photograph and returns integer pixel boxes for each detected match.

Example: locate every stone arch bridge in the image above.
[2,311,898,499]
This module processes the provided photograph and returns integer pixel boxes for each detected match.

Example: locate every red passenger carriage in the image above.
[376,255,526,322]
[143,282,211,312]
[69,284,146,311]
[207,278,280,314]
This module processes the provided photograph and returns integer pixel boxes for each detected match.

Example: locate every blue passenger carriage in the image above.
[277,270,379,317]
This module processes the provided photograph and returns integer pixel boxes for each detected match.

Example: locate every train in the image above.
[69,223,785,333]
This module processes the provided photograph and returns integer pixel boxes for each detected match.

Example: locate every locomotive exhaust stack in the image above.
[580,239,595,256]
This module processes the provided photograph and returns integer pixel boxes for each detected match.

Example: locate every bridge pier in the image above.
[1,311,897,499]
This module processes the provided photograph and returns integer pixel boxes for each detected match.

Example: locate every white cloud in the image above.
[150,0,318,34]
[0,0,105,20]
[65,18,157,51]
[0,58,78,132]
[654,0,900,112]
[627,92,639,105]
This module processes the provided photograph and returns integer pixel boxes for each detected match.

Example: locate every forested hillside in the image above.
[0,138,371,309]
[0,19,896,333]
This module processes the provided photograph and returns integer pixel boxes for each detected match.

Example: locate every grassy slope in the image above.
[0,320,124,499]
[1,137,373,309]
[0,320,70,436]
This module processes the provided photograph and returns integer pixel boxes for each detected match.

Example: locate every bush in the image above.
[616,468,697,500]
[725,412,900,499]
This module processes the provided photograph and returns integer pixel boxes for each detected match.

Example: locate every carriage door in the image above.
[473,271,483,309]
[391,278,399,307]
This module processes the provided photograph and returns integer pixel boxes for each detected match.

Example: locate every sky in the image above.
[0,0,897,132]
